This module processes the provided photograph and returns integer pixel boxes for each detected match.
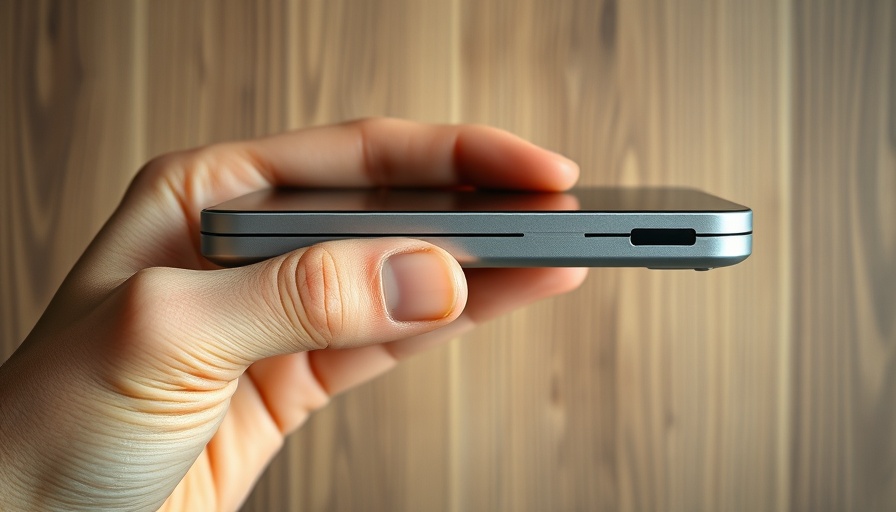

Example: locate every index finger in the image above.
[75,119,579,287]
[241,118,579,191]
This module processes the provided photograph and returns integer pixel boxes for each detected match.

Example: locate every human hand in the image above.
[0,119,587,511]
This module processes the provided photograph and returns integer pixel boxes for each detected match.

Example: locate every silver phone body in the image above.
[200,187,752,269]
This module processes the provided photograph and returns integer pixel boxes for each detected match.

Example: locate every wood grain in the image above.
[0,0,893,511]
[456,1,789,510]
[1,0,142,353]
[791,1,896,510]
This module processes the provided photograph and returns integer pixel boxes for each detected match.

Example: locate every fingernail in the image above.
[382,251,458,321]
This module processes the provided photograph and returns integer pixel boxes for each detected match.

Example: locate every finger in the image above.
[77,119,580,286]
[243,118,579,191]
[132,119,579,232]
[113,238,467,382]
[243,352,331,434]
[201,374,283,511]
[315,268,589,394]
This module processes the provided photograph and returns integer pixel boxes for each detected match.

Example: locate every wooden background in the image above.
[1,0,894,510]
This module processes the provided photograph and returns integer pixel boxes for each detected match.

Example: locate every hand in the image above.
[0,119,587,511]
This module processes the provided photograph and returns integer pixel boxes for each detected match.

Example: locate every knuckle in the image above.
[122,268,170,315]
[102,268,180,364]
[129,145,223,196]
[350,117,408,185]
[131,149,191,188]
[277,246,347,350]
[117,268,181,334]
[352,117,407,141]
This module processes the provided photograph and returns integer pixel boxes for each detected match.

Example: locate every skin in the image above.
[0,118,587,511]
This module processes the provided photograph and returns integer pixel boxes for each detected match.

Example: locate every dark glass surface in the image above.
[207,187,750,213]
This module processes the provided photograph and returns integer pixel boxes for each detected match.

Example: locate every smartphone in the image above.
[200,187,752,270]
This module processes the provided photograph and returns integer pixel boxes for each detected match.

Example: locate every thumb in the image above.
[114,238,467,376]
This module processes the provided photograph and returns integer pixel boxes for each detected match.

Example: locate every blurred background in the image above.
[1,0,894,510]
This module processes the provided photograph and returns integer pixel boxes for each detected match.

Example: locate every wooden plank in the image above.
[791,0,896,510]
[456,1,789,510]
[0,0,142,357]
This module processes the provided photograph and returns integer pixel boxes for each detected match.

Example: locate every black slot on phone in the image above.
[630,228,697,246]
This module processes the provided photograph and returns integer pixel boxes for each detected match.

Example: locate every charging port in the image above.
[630,228,697,246]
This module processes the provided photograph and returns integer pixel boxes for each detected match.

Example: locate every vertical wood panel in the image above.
[791,1,896,510]
[456,1,788,510]
[0,0,141,355]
